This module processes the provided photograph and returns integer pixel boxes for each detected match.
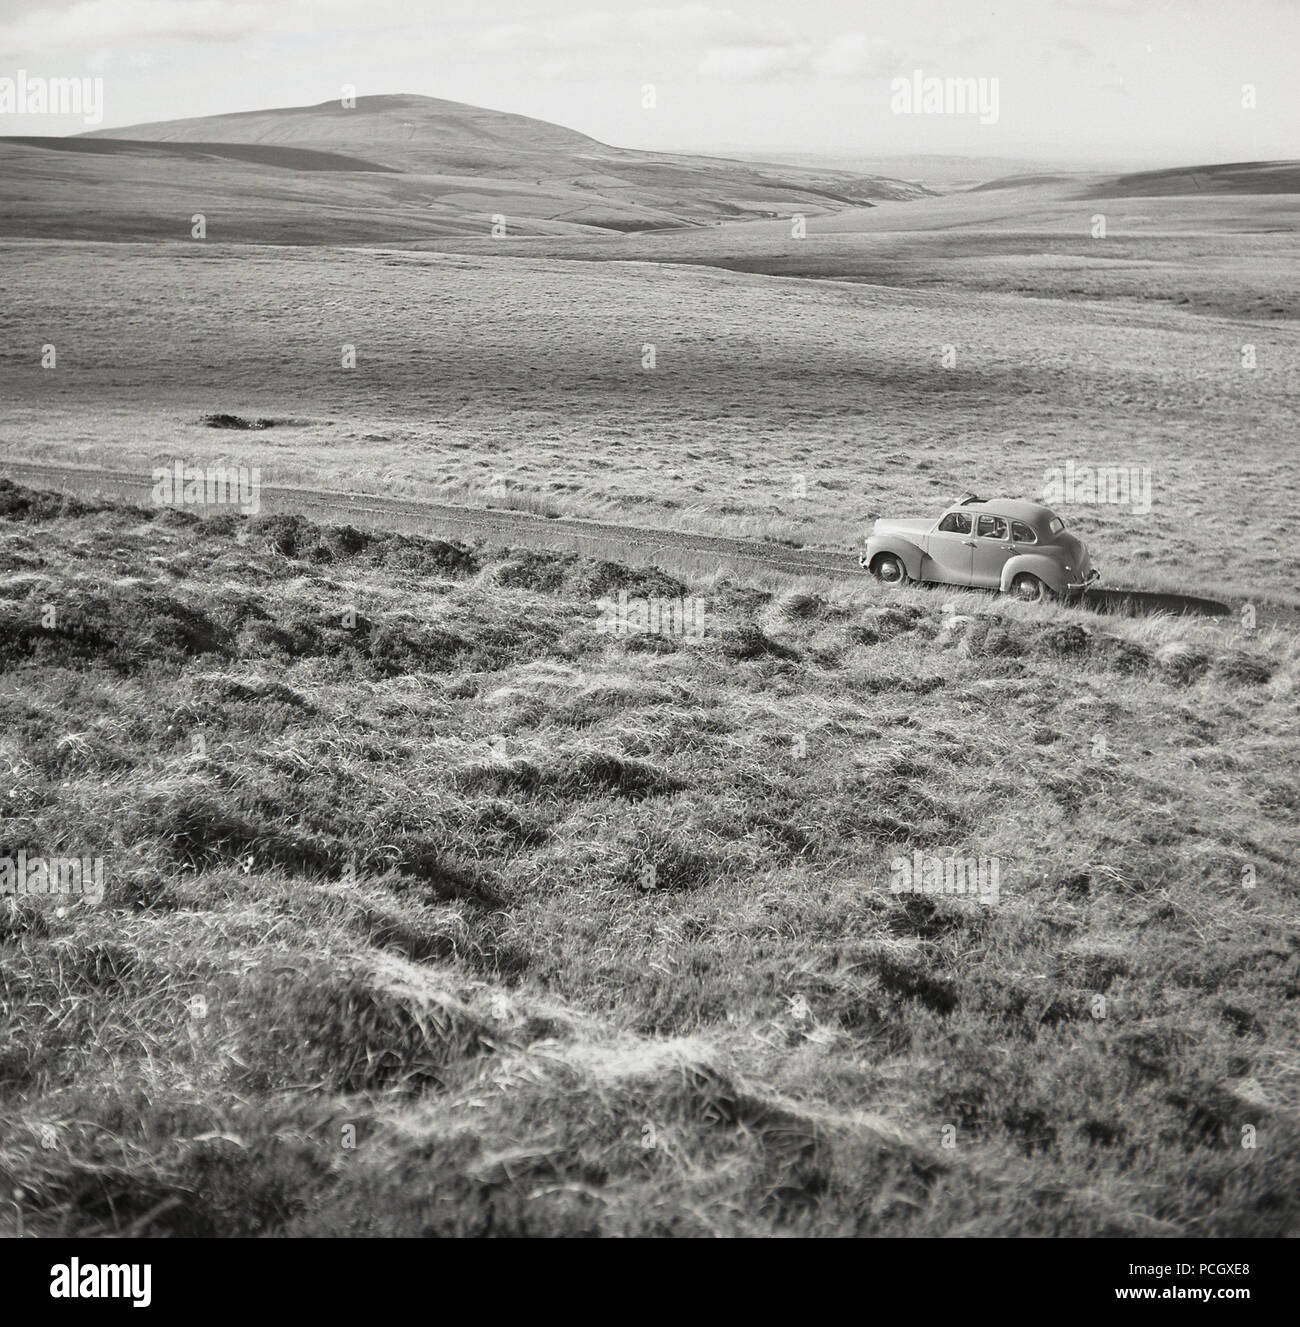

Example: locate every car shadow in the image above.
[1075,587,1232,619]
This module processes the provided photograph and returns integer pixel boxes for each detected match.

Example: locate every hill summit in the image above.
[85,93,609,170]
[69,92,927,232]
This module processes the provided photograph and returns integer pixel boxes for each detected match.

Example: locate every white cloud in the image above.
[466,8,909,85]
[698,43,812,82]
[473,18,609,54]
[812,33,899,79]
[697,31,904,84]
[1052,37,1098,68]
[474,6,797,56]
[0,0,446,55]
[626,5,795,47]
[0,0,265,53]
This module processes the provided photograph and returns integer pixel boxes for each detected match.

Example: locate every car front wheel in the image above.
[872,553,909,586]
[1010,573,1051,603]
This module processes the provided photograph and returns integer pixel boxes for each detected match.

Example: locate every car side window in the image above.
[976,515,1008,539]
[937,512,972,534]
[1010,520,1037,544]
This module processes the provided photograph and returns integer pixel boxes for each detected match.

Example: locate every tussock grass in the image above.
[8,239,1298,609]
[0,484,1296,1236]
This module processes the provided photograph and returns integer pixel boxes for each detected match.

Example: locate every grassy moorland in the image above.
[0,94,924,244]
[0,481,1296,1236]
[431,183,1300,324]
[3,228,1298,610]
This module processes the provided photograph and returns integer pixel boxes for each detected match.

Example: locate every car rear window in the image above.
[1048,517,1065,535]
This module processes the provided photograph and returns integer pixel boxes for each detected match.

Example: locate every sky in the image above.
[0,0,1295,165]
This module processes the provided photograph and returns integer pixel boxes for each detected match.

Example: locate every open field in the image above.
[2,220,1298,611]
[419,183,1300,323]
[1,481,1296,1236]
[2,84,1298,1242]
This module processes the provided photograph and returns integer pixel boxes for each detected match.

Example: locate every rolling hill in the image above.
[970,160,1300,197]
[82,93,618,172]
[0,93,928,243]
[1082,159,1300,198]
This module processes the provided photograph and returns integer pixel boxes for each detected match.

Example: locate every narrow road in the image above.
[1,458,1287,628]
[0,459,867,580]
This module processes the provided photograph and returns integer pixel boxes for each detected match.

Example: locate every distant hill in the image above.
[0,93,923,242]
[972,160,1300,198]
[1083,160,1300,198]
[968,172,1084,192]
[83,94,607,173]
[728,152,1083,191]
[0,134,401,173]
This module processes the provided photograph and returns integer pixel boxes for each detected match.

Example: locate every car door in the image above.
[971,513,1014,587]
[923,510,975,584]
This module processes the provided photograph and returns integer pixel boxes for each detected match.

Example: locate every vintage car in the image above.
[859,495,1100,601]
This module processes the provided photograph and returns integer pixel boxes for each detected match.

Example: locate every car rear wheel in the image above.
[872,553,908,586]
[1010,573,1051,603]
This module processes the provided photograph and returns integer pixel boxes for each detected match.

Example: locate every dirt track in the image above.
[0,459,870,580]
[1,459,1286,629]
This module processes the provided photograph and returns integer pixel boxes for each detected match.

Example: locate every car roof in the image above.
[950,498,1058,525]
